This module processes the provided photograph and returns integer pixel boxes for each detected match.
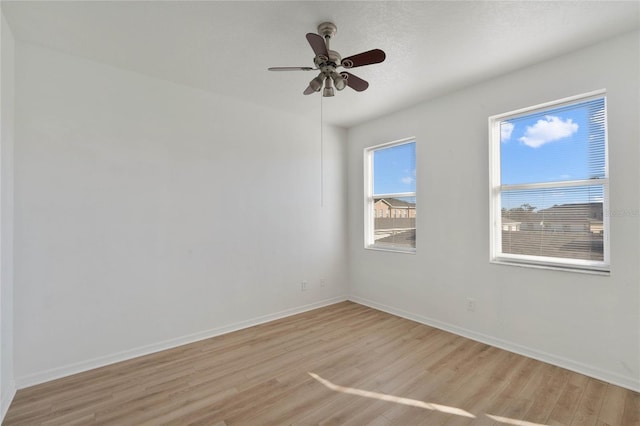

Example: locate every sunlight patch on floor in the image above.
[486,414,548,426]
[308,372,475,418]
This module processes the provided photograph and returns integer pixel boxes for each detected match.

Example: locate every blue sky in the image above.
[373,142,416,195]
[500,99,605,210]
[501,107,589,185]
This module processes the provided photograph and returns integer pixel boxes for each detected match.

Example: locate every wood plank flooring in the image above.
[4,301,639,425]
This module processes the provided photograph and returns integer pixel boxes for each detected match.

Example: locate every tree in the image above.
[504,203,539,223]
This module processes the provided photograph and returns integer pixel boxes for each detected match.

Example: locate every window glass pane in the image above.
[372,196,416,249]
[500,98,605,185]
[501,186,604,261]
[373,142,416,195]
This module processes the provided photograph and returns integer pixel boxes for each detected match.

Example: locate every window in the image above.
[489,91,609,272]
[365,138,416,252]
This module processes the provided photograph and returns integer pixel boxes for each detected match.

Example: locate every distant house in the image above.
[501,218,521,231]
[589,219,604,234]
[537,202,603,233]
[374,198,416,218]
[502,202,604,234]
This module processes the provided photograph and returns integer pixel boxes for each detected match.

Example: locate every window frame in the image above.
[488,90,610,273]
[364,137,417,254]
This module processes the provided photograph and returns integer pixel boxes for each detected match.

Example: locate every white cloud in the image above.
[400,169,416,185]
[501,122,514,142]
[519,115,578,148]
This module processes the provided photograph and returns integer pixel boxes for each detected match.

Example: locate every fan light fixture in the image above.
[330,71,346,91]
[323,78,335,97]
[309,73,324,92]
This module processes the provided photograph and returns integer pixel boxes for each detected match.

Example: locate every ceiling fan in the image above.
[268,22,386,97]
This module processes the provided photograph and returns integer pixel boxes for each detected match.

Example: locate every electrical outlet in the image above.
[466,298,476,312]
[320,279,326,287]
[301,281,308,291]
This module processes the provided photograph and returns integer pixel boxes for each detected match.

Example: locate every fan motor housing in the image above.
[314,50,341,69]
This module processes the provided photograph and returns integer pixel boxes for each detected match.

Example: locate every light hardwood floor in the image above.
[4,301,639,425]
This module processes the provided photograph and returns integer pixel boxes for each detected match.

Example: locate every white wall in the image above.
[347,31,640,391]
[13,42,348,386]
[0,10,16,421]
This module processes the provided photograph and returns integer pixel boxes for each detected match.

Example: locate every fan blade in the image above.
[268,67,316,71]
[306,33,329,58]
[303,85,316,95]
[340,72,369,92]
[341,49,386,68]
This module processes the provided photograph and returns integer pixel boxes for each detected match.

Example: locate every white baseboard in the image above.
[1,380,16,423]
[349,295,640,393]
[16,295,348,389]
[14,294,639,393]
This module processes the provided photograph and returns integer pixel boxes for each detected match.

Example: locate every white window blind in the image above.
[490,92,609,272]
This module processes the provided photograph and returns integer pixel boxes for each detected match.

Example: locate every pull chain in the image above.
[320,93,324,207]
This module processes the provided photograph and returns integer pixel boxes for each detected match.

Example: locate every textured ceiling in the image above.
[2,1,639,128]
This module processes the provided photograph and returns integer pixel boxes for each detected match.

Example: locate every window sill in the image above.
[490,259,610,276]
[365,245,416,255]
